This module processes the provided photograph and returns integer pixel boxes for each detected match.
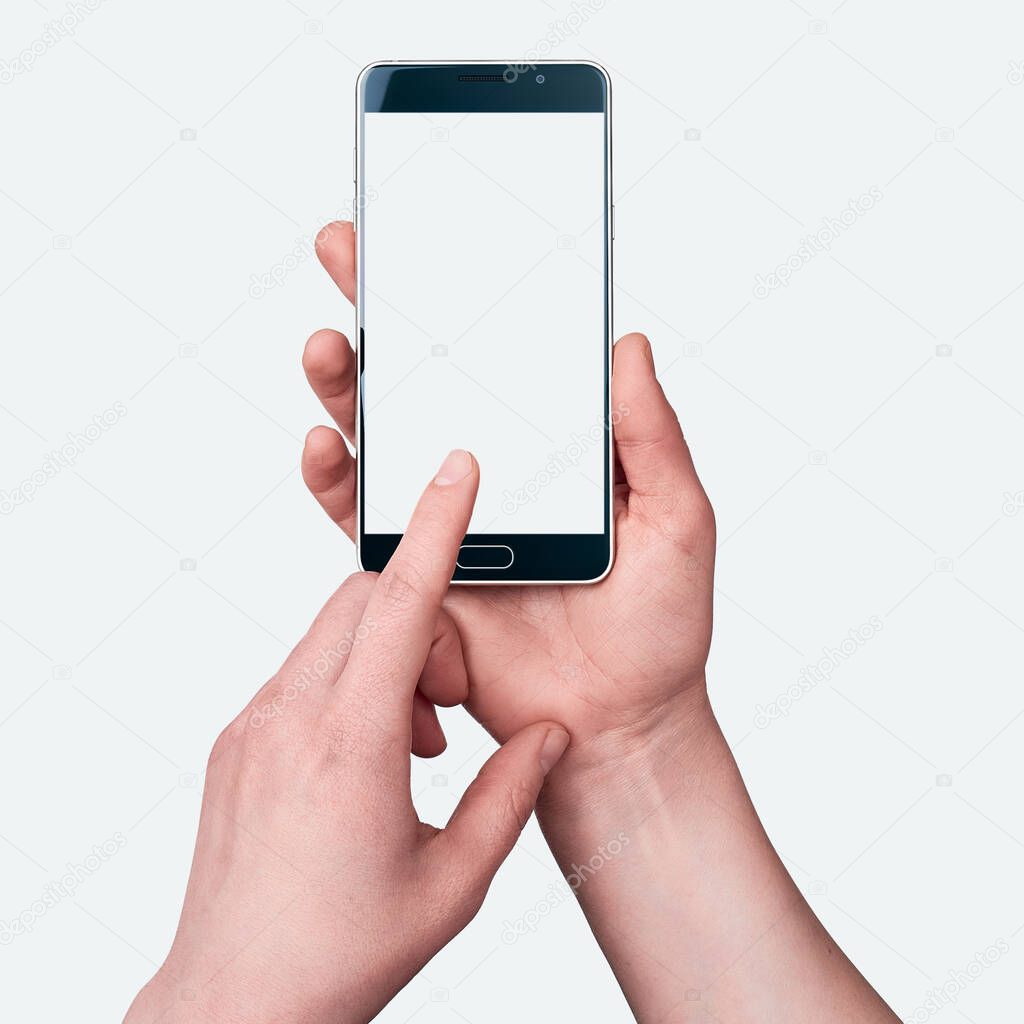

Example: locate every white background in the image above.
[1,1,1023,1022]
[361,110,606,533]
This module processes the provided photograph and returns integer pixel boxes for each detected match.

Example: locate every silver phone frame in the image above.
[353,59,614,586]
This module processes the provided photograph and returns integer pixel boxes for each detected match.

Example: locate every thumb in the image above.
[612,332,708,519]
[439,723,570,890]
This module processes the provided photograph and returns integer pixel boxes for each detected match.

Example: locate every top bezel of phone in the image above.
[359,61,608,114]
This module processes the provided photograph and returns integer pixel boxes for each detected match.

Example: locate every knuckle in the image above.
[377,562,430,612]
[313,703,353,758]
[313,700,398,774]
[312,705,371,775]
[504,779,538,831]
[475,775,536,841]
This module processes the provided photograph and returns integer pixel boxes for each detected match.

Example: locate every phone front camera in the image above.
[536,74,545,84]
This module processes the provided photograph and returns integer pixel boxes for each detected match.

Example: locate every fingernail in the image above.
[638,335,654,368]
[539,728,570,775]
[434,449,473,486]
[303,431,323,466]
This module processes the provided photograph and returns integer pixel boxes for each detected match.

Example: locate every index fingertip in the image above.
[434,449,476,487]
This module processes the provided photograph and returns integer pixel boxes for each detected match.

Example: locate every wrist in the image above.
[537,682,725,823]
[124,964,364,1024]
[534,682,771,898]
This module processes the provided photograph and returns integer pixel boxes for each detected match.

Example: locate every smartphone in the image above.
[355,61,613,584]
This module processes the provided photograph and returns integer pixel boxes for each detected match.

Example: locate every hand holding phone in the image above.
[303,218,715,772]
[303,236,898,1024]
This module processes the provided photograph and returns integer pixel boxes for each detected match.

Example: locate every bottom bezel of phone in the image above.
[359,533,612,585]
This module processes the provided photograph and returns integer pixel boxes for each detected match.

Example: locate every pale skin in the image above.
[124,453,571,1024]
[298,221,900,1022]
[126,220,900,1023]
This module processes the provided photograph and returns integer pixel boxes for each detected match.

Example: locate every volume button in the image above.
[352,146,357,183]
[611,203,615,240]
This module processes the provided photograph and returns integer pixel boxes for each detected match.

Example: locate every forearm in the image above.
[536,690,898,1023]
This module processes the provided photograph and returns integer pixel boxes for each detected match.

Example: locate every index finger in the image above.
[334,449,478,724]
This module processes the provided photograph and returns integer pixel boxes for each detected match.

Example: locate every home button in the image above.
[457,545,514,570]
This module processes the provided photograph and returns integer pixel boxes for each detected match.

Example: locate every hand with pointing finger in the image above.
[124,450,569,1024]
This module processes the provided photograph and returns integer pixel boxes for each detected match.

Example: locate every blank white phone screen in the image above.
[361,111,606,534]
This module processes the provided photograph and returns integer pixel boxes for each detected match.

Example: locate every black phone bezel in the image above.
[357,62,612,584]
